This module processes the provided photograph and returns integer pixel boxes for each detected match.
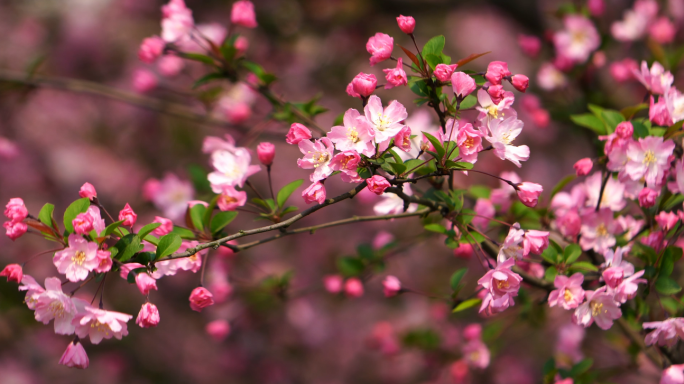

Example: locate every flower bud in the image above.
[383,58,408,89]
[138,36,165,64]
[649,17,676,44]
[58,340,89,369]
[286,123,312,145]
[4,198,28,222]
[205,319,231,341]
[516,182,543,208]
[302,182,326,204]
[523,230,549,255]
[132,69,158,93]
[393,126,412,152]
[0,264,23,283]
[78,183,97,200]
[118,203,137,227]
[235,36,249,55]
[366,33,394,66]
[638,187,659,208]
[136,303,160,328]
[323,275,344,293]
[602,267,624,289]
[588,0,605,16]
[256,142,275,166]
[463,324,482,341]
[189,287,215,312]
[4,221,27,241]
[351,72,378,98]
[396,15,415,34]
[451,72,477,99]
[518,34,541,58]
[346,82,360,98]
[487,84,505,104]
[434,64,458,83]
[72,212,94,235]
[231,0,258,28]
[367,175,391,195]
[344,277,364,298]
[157,55,184,77]
[382,275,401,297]
[453,243,473,258]
[135,272,158,295]
[615,121,633,138]
[152,216,174,236]
[510,74,529,92]
[485,61,511,85]
[573,158,593,176]
[556,211,581,238]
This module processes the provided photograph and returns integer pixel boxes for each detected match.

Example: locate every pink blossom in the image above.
[454,243,473,258]
[643,318,684,346]
[367,175,390,195]
[328,109,375,156]
[344,278,364,298]
[537,62,567,90]
[175,241,205,273]
[602,267,624,288]
[625,136,675,187]
[151,217,173,236]
[573,158,593,176]
[372,231,394,250]
[661,364,684,384]
[588,0,605,16]
[451,71,477,99]
[4,198,27,222]
[555,379,574,384]
[346,82,359,98]
[206,319,231,341]
[19,274,45,310]
[611,0,657,42]
[0,264,23,283]
[615,122,634,138]
[572,287,621,330]
[651,95,674,126]
[434,64,458,83]
[497,224,525,262]
[217,186,247,211]
[463,324,482,341]
[454,120,483,164]
[54,234,99,282]
[208,148,261,190]
[523,230,549,255]
[132,69,157,93]
[161,0,194,42]
[510,74,529,93]
[330,151,361,182]
[73,306,132,344]
[117,203,137,227]
[450,360,470,383]
[462,340,490,369]
[256,142,275,166]
[583,172,625,212]
[33,277,84,334]
[0,137,19,160]
[657,211,680,231]
[518,34,541,57]
[556,210,582,238]
[145,173,194,221]
[78,183,97,200]
[366,32,393,66]
[516,182,542,207]
[298,138,335,182]
[323,275,343,293]
[72,212,94,235]
[602,247,634,276]
[94,250,112,274]
[235,36,249,55]
[136,303,160,328]
[580,209,618,253]
[374,183,417,215]
[58,341,89,369]
[383,59,408,89]
[230,0,257,28]
[189,287,215,312]
[485,61,511,85]
[302,182,326,204]
[609,59,638,82]
[649,17,677,44]
[157,55,184,77]
[556,322,586,363]
[554,16,600,63]
[4,220,27,240]
[383,275,401,297]
[393,126,412,152]
[633,61,674,95]
[396,15,415,34]
[665,87,684,124]
[477,258,522,314]
[135,272,157,295]
[364,95,408,143]
[351,72,378,97]
[286,123,312,145]
[138,36,165,64]
[476,87,516,122]
[639,187,659,207]
[473,198,495,230]
[487,84,505,104]
[549,273,585,310]
[614,270,646,303]
[485,117,530,167]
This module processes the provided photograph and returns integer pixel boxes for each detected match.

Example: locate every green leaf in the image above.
[450,268,468,290]
[570,358,593,377]
[277,179,304,209]
[337,257,364,276]
[102,220,125,237]
[422,131,445,160]
[193,73,224,89]
[281,206,298,215]
[143,235,159,246]
[155,233,182,260]
[568,262,598,272]
[409,79,429,97]
[563,244,582,264]
[469,185,491,199]
[459,94,477,109]
[113,234,143,262]
[389,162,407,175]
[549,175,576,200]
[621,103,648,120]
[632,120,650,138]
[452,298,481,313]
[424,53,444,71]
[126,267,147,284]
[187,164,212,194]
[656,277,682,295]
[422,35,446,58]
[663,194,684,211]
[545,266,558,282]
[425,223,448,234]
[138,223,161,241]
[182,53,215,65]
[570,114,605,135]
[357,167,372,179]
[38,203,55,229]
[211,211,238,235]
[541,247,559,265]
[63,198,91,233]
[189,203,206,232]
[171,226,196,240]
[461,231,485,244]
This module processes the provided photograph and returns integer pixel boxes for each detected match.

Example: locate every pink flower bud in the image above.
[235,36,249,55]
[152,216,174,236]
[588,0,605,16]
[487,84,505,104]
[231,0,257,28]
[346,82,360,98]
[453,243,473,258]
[485,61,511,85]
[94,250,112,273]
[382,275,401,297]
[393,126,412,152]
[602,267,624,289]
[650,96,674,127]
[463,324,482,341]
[72,212,94,235]
[157,55,184,77]
[189,287,215,312]
[615,121,633,138]
[523,230,549,255]
[142,178,161,201]
[396,15,415,34]
[367,175,390,195]
[510,74,529,92]
[516,182,543,207]
[351,72,378,98]
[450,360,469,384]
[0,264,23,283]
[223,102,251,124]
[323,274,344,293]
[58,340,89,369]
[4,198,27,224]
[138,36,165,64]
[383,58,408,89]
[256,142,275,166]
[649,17,676,45]
[531,109,550,128]
[302,181,326,204]
[518,34,541,58]
[451,72,477,98]
[4,220,27,241]
[344,277,364,298]
[656,211,679,232]
[372,231,394,250]
[638,187,659,208]
[205,319,231,341]
[434,64,459,82]
[573,158,593,176]
[132,69,158,93]
[136,303,160,328]
[78,183,97,200]
[135,272,158,295]
[366,32,394,66]
[286,123,312,145]
[609,59,638,82]
[119,203,137,227]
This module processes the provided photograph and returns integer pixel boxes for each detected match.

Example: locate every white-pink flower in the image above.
[614,270,646,303]
[327,108,376,156]
[633,61,673,95]
[33,277,88,335]
[643,318,684,346]
[373,183,417,215]
[475,88,516,122]
[553,15,600,63]
[625,136,675,188]
[572,287,622,330]
[19,274,45,310]
[73,306,133,344]
[611,0,658,42]
[53,235,100,282]
[549,273,585,310]
[583,172,625,212]
[364,95,408,143]
[160,0,194,43]
[208,148,261,191]
[665,87,684,124]
[477,258,522,314]
[497,224,525,263]
[537,63,567,91]
[484,117,530,167]
[579,209,618,253]
[297,137,335,182]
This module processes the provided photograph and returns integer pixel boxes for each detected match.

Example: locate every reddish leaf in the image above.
[455,51,491,67]
[398,44,421,69]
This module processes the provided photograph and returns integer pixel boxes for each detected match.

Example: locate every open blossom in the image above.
[297,138,335,182]
[383,275,401,297]
[374,183,417,215]
[633,61,673,95]
[452,72,477,99]
[516,182,542,207]
[497,224,525,262]
[472,198,495,229]
[364,95,408,143]
[94,250,112,273]
[383,59,408,89]
[302,182,326,204]
[144,173,194,221]
[434,64,458,83]
[366,32,393,66]
[59,340,89,369]
[217,186,247,211]
[549,273,585,310]
[73,306,132,344]
[453,120,483,164]
[652,95,674,126]
[393,126,412,152]
[614,270,646,303]
[208,148,261,191]
[330,151,361,182]
[328,109,375,156]
[610,59,638,82]
[478,258,522,314]
[136,303,160,328]
[553,15,600,63]
[351,72,378,97]
[656,211,679,231]
[462,340,490,369]
[367,175,390,195]
[476,88,515,122]
[4,198,27,222]
[643,318,684,347]
[72,212,94,235]
[580,209,618,253]
[665,87,684,124]
[286,123,312,145]
[485,117,529,167]
[537,62,567,90]
[573,287,621,330]
[54,234,99,282]
[396,15,415,34]
[662,364,684,384]
[625,136,674,187]
[583,172,625,212]
[523,230,549,255]
[611,0,658,42]
[34,277,86,334]
[231,0,257,28]
[161,0,194,43]
[0,264,22,283]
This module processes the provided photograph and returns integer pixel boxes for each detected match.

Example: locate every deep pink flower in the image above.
[572,287,621,330]
[344,278,364,298]
[450,360,470,383]
[328,109,375,156]
[573,158,593,176]
[323,274,343,293]
[286,123,312,145]
[94,250,112,274]
[633,61,673,95]
[487,84,505,104]
[217,186,247,211]
[649,17,676,44]
[485,61,511,85]
[138,36,165,64]
[367,175,390,195]
[396,15,415,34]
[510,74,529,92]
[302,182,326,204]
[72,212,94,235]
[549,273,585,310]
[588,0,605,16]
[638,187,659,207]
[366,32,393,66]
[554,15,600,63]
[136,303,160,328]
[364,95,408,143]
[4,198,27,223]
[454,121,483,164]
[235,36,249,55]
[230,0,257,28]
[329,151,362,183]
[152,216,173,236]
[58,341,89,369]
[256,142,275,166]
[451,72,477,99]
[346,82,360,98]
[579,209,618,253]
[118,203,137,227]
[189,287,215,312]
[434,64,458,83]
[351,72,378,97]
[463,324,482,341]
[383,59,408,89]
[4,220,27,240]
[393,126,412,152]
[205,319,231,341]
[497,223,525,262]
[602,267,624,288]
[518,34,541,57]
[453,243,473,258]
[383,275,401,297]
[0,264,23,283]
[651,95,674,126]
[54,234,99,282]
[297,138,334,182]
[135,272,158,295]
[73,306,132,344]
[656,211,679,231]
[516,182,542,207]
[78,183,97,200]
[609,59,638,82]
[615,122,634,138]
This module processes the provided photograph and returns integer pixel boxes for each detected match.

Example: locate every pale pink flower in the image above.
[94,250,112,273]
[217,186,247,211]
[4,198,27,223]
[554,16,600,63]
[202,134,237,154]
[33,277,85,334]
[161,0,194,43]
[485,61,511,85]
[649,17,677,44]
[473,198,495,230]
[383,275,401,297]
[138,36,165,64]
[136,303,160,328]
[19,274,45,310]
[518,34,541,57]
[328,109,375,156]
[302,181,326,204]
[145,173,194,221]
[614,270,646,303]
[135,272,158,295]
[572,287,621,330]
[367,175,390,195]
[616,215,644,239]
[452,71,477,99]
[73,306,132,344]
[556,210,582,238]
[230,0,257,28]
[643,318,684,346]
[609,59,638,82]
[477,258,522,314]
[651,95,674,126]
[537,62,567,90]
[434,64,458,83]
[497,223,525,262]
[580,209,618,253]
[625,136,675,187]
[364,95,408,143]
[665,87,684,123]
[208,148,261,191]
[59,341,89,369]
[485,117,529,167]
[0,137,19,159]
[556,323,585,363]
[462,340,490,369]
[53,235,99,282]
[323,275,343,293]
[396,15,415,34]
[286,123,312,145]
[383,59,408,89]
[297,138,335,182]
[0,264,22,283]
[524,230,549,255]
[256,142,275,166]
[206,319,231,341]
[583,172,625,212]
[611,0,658,42]
[633,61,674,95]
[476,88,516,122]
[176,241,205,273]
[344,278,364,298]
[490,171,521,212]
[661,364,684,384]
[374,183,417,215]
[366,33,393,66]
[454,120,484,164]
[351,72,378,97]
[132,69,157,93]
[516,182,542,207]
[549,273,585,310]
[602,246,635,276]
[189,287,215,312]
[157,55,184,77]
[573,158,593,176]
